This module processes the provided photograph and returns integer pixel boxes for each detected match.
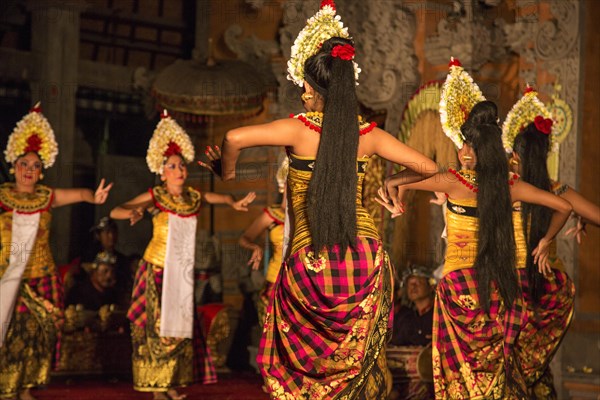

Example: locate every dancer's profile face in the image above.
[162,154,187,185]
[14,152,42,186]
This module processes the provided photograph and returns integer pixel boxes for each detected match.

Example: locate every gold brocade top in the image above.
[0,183,55,279]
[264,206,285,283]
[287,153,380,255]
[143,186,201,267]
[443,197,479,276]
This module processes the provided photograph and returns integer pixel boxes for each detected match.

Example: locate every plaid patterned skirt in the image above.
[0,274,63,399]
[127,261,216,391]
[432,269,528,400]
[515,268,575,399]
[258,237,394,400]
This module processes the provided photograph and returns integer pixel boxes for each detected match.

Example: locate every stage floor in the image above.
[31,372,268,400]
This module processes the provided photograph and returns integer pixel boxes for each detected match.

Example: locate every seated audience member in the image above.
[392,265,436,346]
[88,217,133,306]
[66,252,119,311]
[388,265,436,400]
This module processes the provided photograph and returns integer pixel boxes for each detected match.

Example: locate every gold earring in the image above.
[301,92,314,102]
[461,155,473,161]
[160,176,166,182]
[9,168,14,175]
[39,173,44,180]
[509,158,519,166]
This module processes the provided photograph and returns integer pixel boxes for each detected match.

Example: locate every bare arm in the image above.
[202,191,257,211]
[53,179,113,208]
[239,211,273,270]
[561,187,600,227]
[367,128,439,211]
[511,180,573,274]
[221,119,301,181]
[110,191,153,225]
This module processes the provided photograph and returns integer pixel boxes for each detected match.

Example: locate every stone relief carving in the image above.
[424,1,508,71]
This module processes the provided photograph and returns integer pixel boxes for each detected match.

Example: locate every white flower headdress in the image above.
[502,85,556,154]
[5,102,59,169]
[439,58,486,149]
[287,0,360,87]
[146,110,195,175]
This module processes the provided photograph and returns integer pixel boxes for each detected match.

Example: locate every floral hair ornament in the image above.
[287,0,360,87]
[146,109,195,175]
[439,57,486,149]
[534,115,553,135]
[501,84,555,153]
[4,102,59,169]
[331,44,355,60]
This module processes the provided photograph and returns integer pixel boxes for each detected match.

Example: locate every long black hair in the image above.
[513,123,552,305]
[303,37,359,254]
[461,101,520,312]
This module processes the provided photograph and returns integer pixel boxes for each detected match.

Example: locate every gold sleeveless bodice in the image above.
[287,153,379,255]
[265,206,285,283]
[142,186,201,267]
[0,183,55,279]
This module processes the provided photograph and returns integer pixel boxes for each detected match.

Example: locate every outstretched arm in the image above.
[110,191,153,225]
[368,128,439,211]
[221,119,300,181]
[53,179,113,208]
[239,211,273,270]
[511,180,573,274]
[202,191,257,211]
[561,187,600,227]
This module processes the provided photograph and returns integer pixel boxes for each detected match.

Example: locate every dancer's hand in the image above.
[198,145,223,178]
[565,215,587,244]
[94,179,113,204]
[532,237,552,276]
[247,245,264,270]
[129,207,144,226]
[375,186,404,218]
[233,192,256,211]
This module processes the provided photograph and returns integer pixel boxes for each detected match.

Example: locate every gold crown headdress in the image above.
[146,110,195,175]
[502,85,555,154]
[287,0,360,87]
[275,156,289,193]
[439,58,486,149]
[4,102,59,169]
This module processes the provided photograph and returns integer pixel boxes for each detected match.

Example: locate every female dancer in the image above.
[237,158,288,324]
[110,111,255,400]
[0,104,112,400]
[503,87,600,398]
[378,101,573,399]
[211,3,438,396]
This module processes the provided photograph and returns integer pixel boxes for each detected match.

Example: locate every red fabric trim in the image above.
[359,122,377,136]
[291,114,376,136]
[263,208,284,225]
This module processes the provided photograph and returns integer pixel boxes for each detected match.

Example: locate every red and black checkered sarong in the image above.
[258,237,393,399]
[432,268,528,400]
[515,268,574,399]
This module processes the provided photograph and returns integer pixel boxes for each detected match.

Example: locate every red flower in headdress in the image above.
[449,57,462,68]
[321,0,336,10]
[24,134,42,153]
[164,141,182,157]
[331,44,355,60]
[534,115,553,135]
[524,86,535,95]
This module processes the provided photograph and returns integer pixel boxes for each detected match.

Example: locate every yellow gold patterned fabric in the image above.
[0,184,55,279]
[442,197,478,276]
[131,264,194,392]
[142,186,201,267]
[265,206,285,284]
[0,284,61,399]
[512,202,528,269]
[287,153,380,255]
